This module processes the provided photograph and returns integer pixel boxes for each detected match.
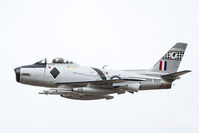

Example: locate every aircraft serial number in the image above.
[145,78,161,83]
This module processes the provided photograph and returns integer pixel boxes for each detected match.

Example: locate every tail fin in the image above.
[151,43,187,73]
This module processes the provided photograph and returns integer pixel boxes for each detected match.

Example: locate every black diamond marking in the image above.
[50,67,60,79]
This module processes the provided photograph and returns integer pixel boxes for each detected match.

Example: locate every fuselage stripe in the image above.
[164,61,167,71]
[91,67,107,80]
[159,61,162,70]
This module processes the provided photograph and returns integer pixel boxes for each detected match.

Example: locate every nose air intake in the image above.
[14,67,21,82]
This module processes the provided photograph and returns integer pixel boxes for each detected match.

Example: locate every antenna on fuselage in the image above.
[102,65,108,69]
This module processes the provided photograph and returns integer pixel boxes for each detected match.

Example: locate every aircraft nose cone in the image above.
[14,67,21,82]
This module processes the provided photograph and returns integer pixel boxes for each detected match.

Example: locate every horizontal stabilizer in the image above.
[161,70,191,81]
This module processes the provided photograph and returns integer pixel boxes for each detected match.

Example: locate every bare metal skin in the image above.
[14,43,191,100]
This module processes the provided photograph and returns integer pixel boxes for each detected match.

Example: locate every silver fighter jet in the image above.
[14,43,191,100]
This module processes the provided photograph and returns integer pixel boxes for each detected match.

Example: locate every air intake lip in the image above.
[14,67,21,82]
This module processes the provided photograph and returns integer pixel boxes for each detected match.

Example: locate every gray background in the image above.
[0,0,198,133]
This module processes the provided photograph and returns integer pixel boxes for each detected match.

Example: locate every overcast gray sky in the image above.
[0,0,199,133]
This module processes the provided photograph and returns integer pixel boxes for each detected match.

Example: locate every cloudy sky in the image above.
[1,0,199,133]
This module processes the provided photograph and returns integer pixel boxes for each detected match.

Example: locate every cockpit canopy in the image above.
[52,58,64,63]
[33,58,77,65]
[52,57,75,64]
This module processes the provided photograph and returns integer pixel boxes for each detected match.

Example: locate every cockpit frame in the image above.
[33,58,47,66]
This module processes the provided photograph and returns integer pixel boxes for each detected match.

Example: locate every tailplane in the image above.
[151,43,187,73]
[161,70,191,82]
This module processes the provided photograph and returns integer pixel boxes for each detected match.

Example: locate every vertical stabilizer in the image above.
[151,43,187,73]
